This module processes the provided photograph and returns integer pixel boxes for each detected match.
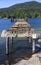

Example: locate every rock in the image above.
[28,54,41,65]
[15,59,32,65]
[14,53,41,65]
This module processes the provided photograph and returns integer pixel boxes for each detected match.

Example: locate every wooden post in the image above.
[32,39,35,53]
[29,37,31,43]
[12,30,13,44]
[6,37,9,55]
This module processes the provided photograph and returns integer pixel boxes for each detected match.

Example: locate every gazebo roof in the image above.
[10,19,31,30]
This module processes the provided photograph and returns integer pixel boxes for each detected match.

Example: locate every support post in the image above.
[32,39,35,53]
[29,37,31,43]
[6,37,9,55]
[12,30,13,44]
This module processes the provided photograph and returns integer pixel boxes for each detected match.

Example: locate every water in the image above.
[0,19,16,64]
[0,18,41,64]
[28,18,41,34]
[0,19,15,50]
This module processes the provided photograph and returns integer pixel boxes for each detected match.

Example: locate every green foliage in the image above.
[0,1,41,18]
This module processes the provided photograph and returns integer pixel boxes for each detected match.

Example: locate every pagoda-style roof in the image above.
[11,19,30,28]
[9,19,31,32]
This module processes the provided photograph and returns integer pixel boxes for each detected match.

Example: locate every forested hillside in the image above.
[0,1,41,18]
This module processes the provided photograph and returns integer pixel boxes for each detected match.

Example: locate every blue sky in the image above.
[0,0,41,8]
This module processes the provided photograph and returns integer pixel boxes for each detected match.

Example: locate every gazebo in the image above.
[1,19,39,54]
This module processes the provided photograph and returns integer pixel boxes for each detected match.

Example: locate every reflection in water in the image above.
[0,38,41,64]
[0,39,32,64]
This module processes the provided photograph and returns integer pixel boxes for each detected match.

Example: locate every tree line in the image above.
[0,9,41,18]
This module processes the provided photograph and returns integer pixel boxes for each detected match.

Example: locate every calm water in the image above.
[0,18,41,64]
[28,18,41,34]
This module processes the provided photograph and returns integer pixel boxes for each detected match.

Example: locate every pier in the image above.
[1,19,40,55]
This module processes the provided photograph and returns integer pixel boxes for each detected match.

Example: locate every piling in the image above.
[6,37,9,55]
[32,39,35,53]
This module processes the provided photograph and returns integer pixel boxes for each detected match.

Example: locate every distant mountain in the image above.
[9,1,41,10]
[0,1,41,18]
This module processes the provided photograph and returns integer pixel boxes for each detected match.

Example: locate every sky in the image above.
[0,0,41,8]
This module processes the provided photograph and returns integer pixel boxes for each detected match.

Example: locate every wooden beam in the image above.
[6,37,9,55]
[11,27,31,28]
[32,39,35,53]
[29,37,31,43]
